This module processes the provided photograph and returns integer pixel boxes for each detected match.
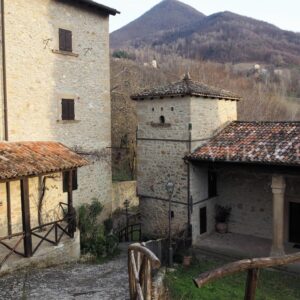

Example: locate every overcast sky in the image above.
[98,0,300,33]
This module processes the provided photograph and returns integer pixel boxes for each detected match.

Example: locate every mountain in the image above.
[110,1,300,66]
[110,0,205,49]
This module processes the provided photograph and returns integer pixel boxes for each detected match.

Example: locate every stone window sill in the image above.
[151,122,171,128]
[52,49,79,57]
[56,120,81,124]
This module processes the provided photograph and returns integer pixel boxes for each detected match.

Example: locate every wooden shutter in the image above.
[61,99,75,120]
[59,28,72,52]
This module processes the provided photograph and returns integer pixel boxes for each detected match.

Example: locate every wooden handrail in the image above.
[194,251,300,288]
[129,243,161,269]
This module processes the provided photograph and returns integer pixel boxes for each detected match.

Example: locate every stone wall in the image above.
[2,0,112,208]
[112,181,139,211]
[190,98,237,151]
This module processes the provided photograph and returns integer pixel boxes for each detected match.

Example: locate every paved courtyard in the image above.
[0,247,129,300]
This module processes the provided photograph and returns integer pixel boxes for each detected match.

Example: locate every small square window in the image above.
[61,99,75,120]
[59,28,72,52]
[63,170,78,192]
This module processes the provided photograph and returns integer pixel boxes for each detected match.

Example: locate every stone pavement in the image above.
[0,245,129,300]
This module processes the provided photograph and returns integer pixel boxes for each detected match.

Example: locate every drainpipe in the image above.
[1,0,11,236]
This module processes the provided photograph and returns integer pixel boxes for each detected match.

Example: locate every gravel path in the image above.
[0,246,129,300]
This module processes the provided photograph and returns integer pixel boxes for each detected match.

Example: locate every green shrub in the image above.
[112,50,136,60]
[78,199,119,259]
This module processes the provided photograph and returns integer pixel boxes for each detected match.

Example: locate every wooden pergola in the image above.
[0,141,88,265]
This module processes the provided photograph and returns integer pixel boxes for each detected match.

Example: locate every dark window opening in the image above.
[161,107,163,111]
[152,108,154,112]
[171,211,174,219]
[208,171,217,198]
[159,116,165,124]
[200,206,207,234]
[171,107,174,111]
[59,28,72,52]
[62,99,75,120]
[63,170,78,192]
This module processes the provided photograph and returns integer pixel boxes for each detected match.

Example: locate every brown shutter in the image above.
[62,99,75,120]
[65,30,72,52]
[59,29,72,52]
[59,28,66,51]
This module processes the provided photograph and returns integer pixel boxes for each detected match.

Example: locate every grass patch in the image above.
[166,256,300,300]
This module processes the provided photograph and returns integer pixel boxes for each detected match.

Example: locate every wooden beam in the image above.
[20,178,32,257]
[67,171,75,237]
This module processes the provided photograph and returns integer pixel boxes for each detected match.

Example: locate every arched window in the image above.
[159,116,165,124]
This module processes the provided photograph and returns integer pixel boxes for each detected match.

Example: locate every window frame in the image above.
[61,99,75,121]
[59,28,73,52]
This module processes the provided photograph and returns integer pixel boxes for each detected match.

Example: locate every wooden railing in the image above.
[0,202,76,269]
[194,252,300,300]
[119,223,142,242]
[128,243,161,300]
[0,232,25,269]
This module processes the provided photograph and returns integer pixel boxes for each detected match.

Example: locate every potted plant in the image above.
[182,248,193,267]
[215,205,231,234]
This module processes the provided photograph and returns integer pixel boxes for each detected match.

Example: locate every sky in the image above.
[98,0,300,33]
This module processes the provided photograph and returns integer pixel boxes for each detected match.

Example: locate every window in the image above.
[208,171,217,198]
[63,170,78,192]
[61,99,75,120]
[59,28,72,52]
[159,116,165,124]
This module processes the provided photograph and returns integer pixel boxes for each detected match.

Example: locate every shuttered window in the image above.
[63,170,78,192]
[59,28,72,52]
[61,99,75,120]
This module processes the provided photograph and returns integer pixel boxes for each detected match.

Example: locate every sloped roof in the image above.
[131,73,241,101]
[188,121,300,167]
[0,141,89,180]
[61,0,120,16]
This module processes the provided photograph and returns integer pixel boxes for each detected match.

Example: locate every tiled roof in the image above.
[62,0,120,16]
[188,121,300,167]
[131,73,241,101]
[0,141,89,180]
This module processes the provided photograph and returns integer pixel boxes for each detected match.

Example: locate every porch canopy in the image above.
[187,121,300,256]
[0,141,88,263]
[0,141,88,181]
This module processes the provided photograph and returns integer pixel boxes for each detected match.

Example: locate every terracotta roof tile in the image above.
[0,141,89,180]
[188,121,300,166]
[131,73,241,101]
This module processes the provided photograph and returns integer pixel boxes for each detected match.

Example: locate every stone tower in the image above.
[131,74,240,238]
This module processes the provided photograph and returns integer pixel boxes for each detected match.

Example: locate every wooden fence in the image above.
[194,251,300,300]
[128,243,161,300]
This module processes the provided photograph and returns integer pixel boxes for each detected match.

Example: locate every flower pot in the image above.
[182,256,192,267]
[216,222,228,234]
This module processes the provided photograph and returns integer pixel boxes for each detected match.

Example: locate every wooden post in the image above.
[67,170,75,237]
[6,182,12,236]
[244,268,259,300]
[20,178,32,257]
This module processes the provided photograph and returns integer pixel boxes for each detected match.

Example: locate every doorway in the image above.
[289,202,300,244]
[200,206,207,234]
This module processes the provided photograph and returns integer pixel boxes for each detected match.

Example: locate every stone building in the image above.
[132,74,300,257]
[131,73,239,237]
[0,0,119,273]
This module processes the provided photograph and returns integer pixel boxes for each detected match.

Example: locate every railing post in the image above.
[244,268,259,300]
[67,170,75,237]
[20,178,32,257]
